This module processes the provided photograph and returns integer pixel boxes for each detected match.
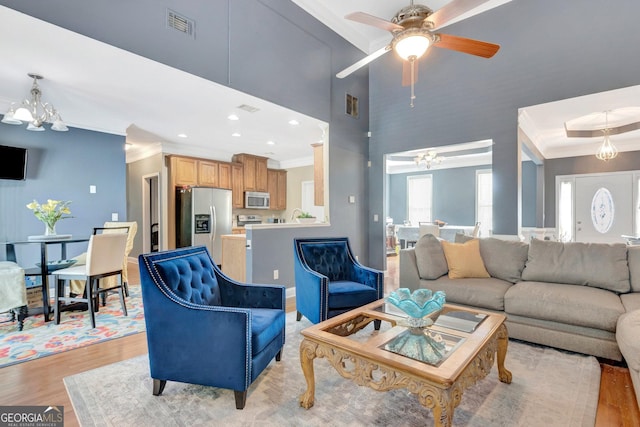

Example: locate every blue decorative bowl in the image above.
[386,288,446,320]
[36,259,77,272]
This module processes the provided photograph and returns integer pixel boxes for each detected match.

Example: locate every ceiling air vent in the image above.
[237,104,260,113]
[167,9,195,38]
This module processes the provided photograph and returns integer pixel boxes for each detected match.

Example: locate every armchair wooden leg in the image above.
[296,311,302,321]
[275,350,282,361]
[234,390,247,409]
[152,379,166,396]
[17,305,27,331]
[374,319,381,331]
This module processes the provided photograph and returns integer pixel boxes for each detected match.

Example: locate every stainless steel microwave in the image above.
[245,191,270,209]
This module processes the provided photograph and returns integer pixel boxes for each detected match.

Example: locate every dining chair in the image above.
[70,221,137,303]
[52,233,128,328]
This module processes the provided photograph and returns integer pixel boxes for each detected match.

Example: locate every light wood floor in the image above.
[0,259,638,426]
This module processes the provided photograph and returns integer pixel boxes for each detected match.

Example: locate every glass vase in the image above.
[44,222,57,236]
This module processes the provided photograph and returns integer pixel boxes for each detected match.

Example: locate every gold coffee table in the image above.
[299,300,512,427]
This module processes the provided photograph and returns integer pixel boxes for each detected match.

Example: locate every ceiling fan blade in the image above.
[345,12,404,32]
[402,60,419,87]
[434,33,500,58]
[336,45,391,79]
[427,0,494,30]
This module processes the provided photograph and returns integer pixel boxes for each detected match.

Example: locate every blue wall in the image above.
[521,160,537,228]
[388,166,484,226]
[0,121,126,263]
[0,1,372,284]
[368,0,640,266]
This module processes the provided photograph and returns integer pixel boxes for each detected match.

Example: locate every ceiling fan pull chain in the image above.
[410,57,416,108]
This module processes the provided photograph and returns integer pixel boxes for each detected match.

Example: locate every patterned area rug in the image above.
[0,286,145,367]
[64,312,600,426]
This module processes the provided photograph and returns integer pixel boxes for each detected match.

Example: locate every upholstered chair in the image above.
[293,237,384,325]
[138,246,286,409]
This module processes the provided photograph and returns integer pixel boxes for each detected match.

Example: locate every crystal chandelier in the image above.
[414,150,443,169]
[595,111,618,161]
[1,73,68,132]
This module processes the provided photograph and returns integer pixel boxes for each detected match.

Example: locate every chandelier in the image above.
[414,150,443,169]
[1,73,68,132]
[595,111,618,161]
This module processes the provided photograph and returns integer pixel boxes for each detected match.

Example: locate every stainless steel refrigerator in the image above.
[175,187,232,263]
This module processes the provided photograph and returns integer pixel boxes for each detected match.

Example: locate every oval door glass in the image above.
[591,187,615,234]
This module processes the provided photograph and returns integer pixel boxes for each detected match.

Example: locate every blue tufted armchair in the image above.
[293,237,384,325]
[138,246,286,409]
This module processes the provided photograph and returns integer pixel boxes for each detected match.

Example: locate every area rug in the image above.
[64,312,600,426]
[0,286,145,368]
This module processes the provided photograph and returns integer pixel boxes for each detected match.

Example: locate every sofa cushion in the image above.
[328,280,378,309]
[154,255,222,306]
[620,292,640,313]
[617,310,640,371]
[479,238,529,283]
[421,276,511,311]
[505,281,625,332]
[441,239,490,279]
[627,246,640,292]
[521,239,630,293]
[414,234,448,280]
[250,308,285,356]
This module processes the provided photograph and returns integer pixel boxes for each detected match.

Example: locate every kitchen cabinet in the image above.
[312,143,324,206]
[231,163,244,208]
[198,160,219,187]
[268,168,287,210]
[218,163,232,189]
[232,153,268,192]
[221,234,246,282]
[172,156,198,186]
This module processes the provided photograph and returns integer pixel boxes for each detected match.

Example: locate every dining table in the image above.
[3,236,90,321]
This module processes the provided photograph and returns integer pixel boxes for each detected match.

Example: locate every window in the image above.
[557,178,574,242]
[476,170,492,237]
[406,174,433,225]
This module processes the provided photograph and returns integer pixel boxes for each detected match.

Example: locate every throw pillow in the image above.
[414,234,448,280]
[441,239,490,279]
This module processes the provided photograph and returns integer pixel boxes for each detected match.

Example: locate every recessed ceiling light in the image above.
[288,119,299,125]
[267,140,276,145]
[232,132,241,137]
[228,114,239,121]
[178,133,188,138]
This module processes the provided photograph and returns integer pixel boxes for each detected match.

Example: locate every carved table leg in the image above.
[299,338,318,409]
[496,324,513,384]
[424,388,454,427]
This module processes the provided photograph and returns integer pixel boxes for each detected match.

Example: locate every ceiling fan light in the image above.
[394,33,431,60]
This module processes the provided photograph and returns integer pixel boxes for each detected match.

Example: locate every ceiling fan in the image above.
[337,0,501,107]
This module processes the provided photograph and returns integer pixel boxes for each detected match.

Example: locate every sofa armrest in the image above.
[399,248,421,291]
[216,272,285,310]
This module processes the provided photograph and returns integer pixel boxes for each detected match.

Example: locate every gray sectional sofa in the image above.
[400,235,640,405]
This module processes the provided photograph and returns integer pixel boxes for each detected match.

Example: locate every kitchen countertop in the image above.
[247,222,329,230]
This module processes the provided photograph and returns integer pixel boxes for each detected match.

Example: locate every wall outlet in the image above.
[373,214,379,222]
[111,212,119,221]
[273,269,279,280]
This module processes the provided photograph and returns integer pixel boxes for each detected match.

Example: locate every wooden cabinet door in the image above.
[231,163,244,208]
[267,169,278,210]
[277,170,287,210]
[255,157,268,192]
[198,160,219,187]
[173,157,198,186]
[218,163,232,189]
[243,156,257,191]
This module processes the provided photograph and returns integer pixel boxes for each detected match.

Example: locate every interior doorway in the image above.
[142,173,161,253]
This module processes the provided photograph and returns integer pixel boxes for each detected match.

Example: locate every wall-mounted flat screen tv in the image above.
[0,144,28,180]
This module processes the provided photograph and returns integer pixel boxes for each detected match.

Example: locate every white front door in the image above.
[574,173,633,243]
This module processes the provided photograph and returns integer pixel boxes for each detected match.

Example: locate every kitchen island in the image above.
[221,234,247,282]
